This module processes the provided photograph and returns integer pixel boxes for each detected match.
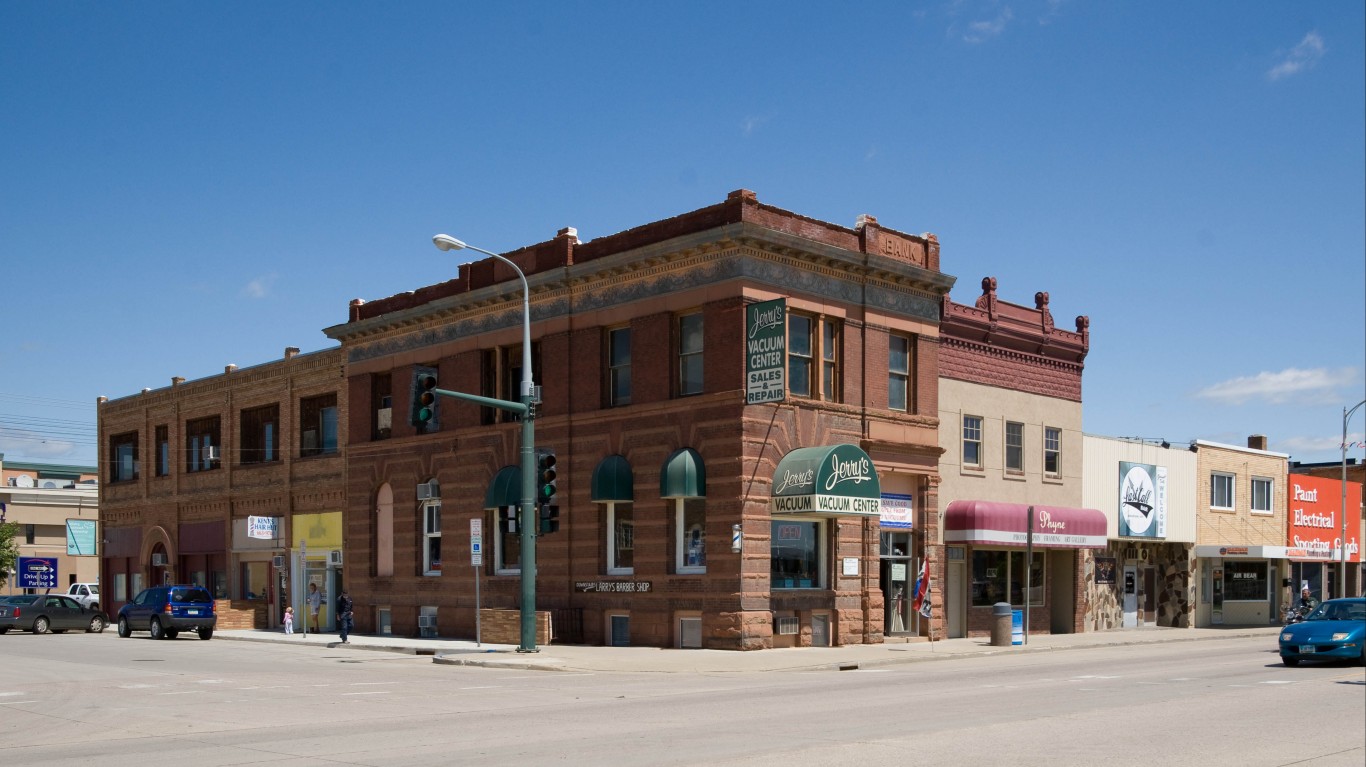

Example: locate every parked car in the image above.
[117,585,217,640]
[1278,597,1366,666]
[66,582,101,611]
[0,594,108,634]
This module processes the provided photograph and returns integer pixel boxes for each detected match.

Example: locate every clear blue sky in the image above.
[2,2,1362,471]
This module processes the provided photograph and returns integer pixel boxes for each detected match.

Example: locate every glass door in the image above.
[880,533,912,636]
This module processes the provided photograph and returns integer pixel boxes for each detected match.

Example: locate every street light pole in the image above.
[1342,399,1365,599]
[433,234,538,652]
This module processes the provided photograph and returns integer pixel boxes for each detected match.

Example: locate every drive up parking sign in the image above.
[18,557,59,589]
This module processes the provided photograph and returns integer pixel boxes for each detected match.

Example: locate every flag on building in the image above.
[912,560,930,617]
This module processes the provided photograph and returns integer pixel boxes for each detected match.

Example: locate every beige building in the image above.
[0,459,101,596]
[1081,436,1197,630]
[1191,436,1289,627]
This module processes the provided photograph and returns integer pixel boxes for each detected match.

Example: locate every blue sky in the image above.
[2,1,1362,470]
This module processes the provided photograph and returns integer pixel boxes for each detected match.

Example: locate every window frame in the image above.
[607,501,635,575]
[185,416,221,473]
[1210,472,1235,510]
[608,327,632,407]
[962,415,984,469]
[155,425,169,477]
[422,500,442,576]
[673,498,706,575]
[787,313,843,402]
[1250,476,1274,515]
[888,334,911,412]
[371,372,393,440]
[678,312,704,397]
[1004,421,1024,474]
[238,403,280,466]
[821,319,841,402]
[109,431,139,483]
[1043,427,1061,477]
[300,393,339,457]
[494,506,522,575]
[970,549,1046,607]
[770,519,827,590]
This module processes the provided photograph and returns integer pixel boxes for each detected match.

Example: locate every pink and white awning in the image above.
[945,500,1107,549]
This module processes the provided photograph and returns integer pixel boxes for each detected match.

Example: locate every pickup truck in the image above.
[66,583,101,610]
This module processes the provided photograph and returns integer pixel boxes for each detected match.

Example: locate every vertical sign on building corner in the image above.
[745,298,786,405]
[470,518,483,567]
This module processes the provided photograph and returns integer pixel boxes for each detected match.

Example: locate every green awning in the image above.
[660,447,706,499]
[771,444,881,516]
[483,465,521,509]
[591,454,633,502]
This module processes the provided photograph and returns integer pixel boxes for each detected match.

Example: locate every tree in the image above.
[0,522,20,590]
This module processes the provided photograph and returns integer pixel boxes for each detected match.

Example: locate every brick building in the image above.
[934,278,1098,639]
[325,190,954,649]
[96,347,347,629]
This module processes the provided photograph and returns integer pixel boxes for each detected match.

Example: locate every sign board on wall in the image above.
[18,557,58,589]
[247,515,281,540]
[1118,462,1167,538]
[880,493,914,529]
[66,519,97,556]
[1287,474,1362,562]
[745,298,786,404]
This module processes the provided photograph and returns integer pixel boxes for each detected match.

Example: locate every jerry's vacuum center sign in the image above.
[745,298,786,405]
[771,444,882,517]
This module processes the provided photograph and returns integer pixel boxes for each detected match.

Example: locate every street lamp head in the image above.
[432,234,467,252]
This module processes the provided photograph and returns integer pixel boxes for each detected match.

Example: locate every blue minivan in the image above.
[117,585,217,640]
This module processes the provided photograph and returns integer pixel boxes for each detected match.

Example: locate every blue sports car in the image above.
[1278,597,1366,666]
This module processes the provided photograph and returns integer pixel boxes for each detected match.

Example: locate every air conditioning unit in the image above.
[328,550,343,566]
[417,616,436,629]
[376,407,392,431]
[272,555,284,568]
[775,616,799,635]
[203,446,219,462]
[1123,547,1138,561]
[1139,549,1150,562]
[416,481,436,501]
[151,553,168,566]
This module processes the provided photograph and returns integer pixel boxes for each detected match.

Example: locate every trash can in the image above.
[990,602,1013,646]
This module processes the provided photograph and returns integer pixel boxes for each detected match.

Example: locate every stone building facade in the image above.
[326,190,954,649]
[96,347,347,629]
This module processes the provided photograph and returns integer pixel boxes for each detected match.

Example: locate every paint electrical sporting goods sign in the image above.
[1287,475,1362,563]
[745,298,786,404]
[1118,461,1167,538]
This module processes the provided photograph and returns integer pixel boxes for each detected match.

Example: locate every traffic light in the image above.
[410,367,439,427]
[536,448,559,534]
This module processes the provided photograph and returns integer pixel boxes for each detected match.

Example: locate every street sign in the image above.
[470,518,483,567]
[18,557,58,589]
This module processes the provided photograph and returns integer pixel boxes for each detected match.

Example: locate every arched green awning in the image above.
[660,447,706,499]
[771,444,881,516]
[591,454,633,502]
[483,465,521,509]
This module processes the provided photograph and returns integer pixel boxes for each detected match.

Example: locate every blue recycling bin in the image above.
[1011,610,1023,645]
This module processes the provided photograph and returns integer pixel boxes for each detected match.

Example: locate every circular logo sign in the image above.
[1120,465,1156,535]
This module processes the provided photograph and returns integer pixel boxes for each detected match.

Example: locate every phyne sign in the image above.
[745,298,786,404]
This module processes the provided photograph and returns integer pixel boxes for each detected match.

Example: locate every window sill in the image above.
[960,466,986,477]
[675,567,707,576]
[494,569,522,577]
[1210,506,1236,513]
[1041,475,1065,485]
[1003,472,1027,482]
[1249,510,1274,516]
[607,568,635,577]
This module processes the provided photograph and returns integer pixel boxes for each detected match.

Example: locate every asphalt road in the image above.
[0,631,1361,766]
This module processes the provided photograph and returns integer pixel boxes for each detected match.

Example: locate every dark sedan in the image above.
[0,594,109,634]
[1279,597,1366,666]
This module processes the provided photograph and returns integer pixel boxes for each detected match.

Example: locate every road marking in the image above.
[0,701,37,705]
[0,692,25,697]
[158,691,205,696]
[119,684,155,689]
[459,686,500,690]
[196,679,224,684]
[1261,680,1294,685]
[342,691,390,696]
[348,681,398,686]
[1169,678,1195,681]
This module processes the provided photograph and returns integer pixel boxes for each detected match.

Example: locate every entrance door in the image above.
[1142,567,1156,624]
[947,547,966,638]
[879,533,912,636]
[1122,565,1139,628]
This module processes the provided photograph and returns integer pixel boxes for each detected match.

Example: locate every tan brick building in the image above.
[326,190,954,649]
[97,347,347,629]
[0,460,100,597]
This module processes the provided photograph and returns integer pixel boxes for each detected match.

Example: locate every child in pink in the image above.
[284,606,295,635]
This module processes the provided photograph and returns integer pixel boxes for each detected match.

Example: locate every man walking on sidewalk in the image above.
[337,590,354,644]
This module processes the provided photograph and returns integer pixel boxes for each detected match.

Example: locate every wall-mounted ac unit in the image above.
[203,446,219,462]
[775,616,799,635]
[417,481,439,501]
[151,553,168,566]
[329,550,343,566]
[1139,549,1150,562]
[272,555,284,568]
[376,407,392,431]
[1123,547,1138,561]
[417,615,436,628]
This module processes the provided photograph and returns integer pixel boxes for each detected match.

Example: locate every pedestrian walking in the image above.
[307,582,322,633]
[337,589,354,644]
[284,606,294,635]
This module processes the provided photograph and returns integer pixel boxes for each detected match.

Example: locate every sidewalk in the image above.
[214,623,1285,674]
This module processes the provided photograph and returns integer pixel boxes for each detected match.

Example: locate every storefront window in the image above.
[496,507,521,573]
[771,520,823,589]
[972,550,1045,607]
[1223,561,1268,601]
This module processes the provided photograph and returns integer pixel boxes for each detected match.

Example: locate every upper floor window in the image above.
[185,416,221,473]
[423,500,442,575]
[678,313,704,396]
[155,425,169,477]
[1211,472,1235,510]
[963,415,983,469]
[109,432,139,483]
[300,393,338,457]
[482,344,542,423]
[1043,427,1061,477]
[1250,477,1273,514]
[609,327,632,407]
[1005,421,1024,474]
[788,314,842,402]
[372,373,392,440]
[889,335,911,411]
[239,404,280,465]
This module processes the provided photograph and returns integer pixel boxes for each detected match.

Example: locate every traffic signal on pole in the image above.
[537,448,558,533]
[410,367,438,427]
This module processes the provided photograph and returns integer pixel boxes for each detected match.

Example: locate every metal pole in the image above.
[1343,400,1365,599]
[1025,506,1033,645]
[475,564,482,648]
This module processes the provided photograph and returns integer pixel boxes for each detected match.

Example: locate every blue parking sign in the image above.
[18,557,59,589]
